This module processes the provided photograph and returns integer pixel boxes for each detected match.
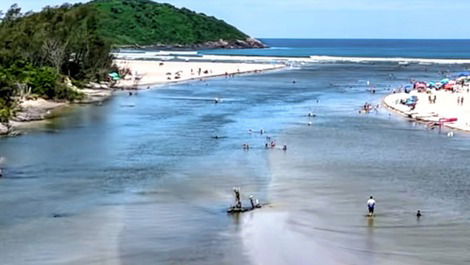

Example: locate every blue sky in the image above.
[2,0,470,39]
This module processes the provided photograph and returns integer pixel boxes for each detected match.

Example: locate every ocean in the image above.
[1,40,470,265]
[201,38,470,59]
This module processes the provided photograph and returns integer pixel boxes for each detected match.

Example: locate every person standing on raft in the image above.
[233,188,242,208]
[367,196,376,216]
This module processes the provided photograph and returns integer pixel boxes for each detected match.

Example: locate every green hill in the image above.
[87,0,260,47]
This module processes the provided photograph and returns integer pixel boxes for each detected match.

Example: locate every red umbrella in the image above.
[444,83,454,90]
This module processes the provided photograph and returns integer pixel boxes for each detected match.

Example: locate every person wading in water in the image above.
[367,196,376,216]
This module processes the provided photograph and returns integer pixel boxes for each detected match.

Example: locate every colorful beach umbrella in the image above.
[444,83,454,90]
[415,83,427,89]
[440,78,450,84]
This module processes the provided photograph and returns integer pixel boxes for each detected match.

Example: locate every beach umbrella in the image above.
[415,83,427,89]
[108,72,121,80]
[455,72,470,77]
[440,78,450,84]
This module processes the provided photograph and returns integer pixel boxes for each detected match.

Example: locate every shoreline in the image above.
[383,89,470,132]
[113,60,285,89]
[1,88,114,136]
[1,59,286,136]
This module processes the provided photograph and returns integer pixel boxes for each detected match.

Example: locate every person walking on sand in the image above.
[367,196,376,216]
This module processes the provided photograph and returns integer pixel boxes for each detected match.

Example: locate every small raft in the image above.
[227,205,263,214]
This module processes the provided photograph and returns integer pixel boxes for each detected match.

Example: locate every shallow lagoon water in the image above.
[1,62,470,264]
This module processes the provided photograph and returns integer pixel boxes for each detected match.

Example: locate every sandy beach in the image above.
[113,60,285,88]
[383,88,470,132]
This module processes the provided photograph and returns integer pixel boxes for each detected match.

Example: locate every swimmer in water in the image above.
[270,141,276,148]
[249,195,255,209]
[367,196,376,216]
[417,210,422,218]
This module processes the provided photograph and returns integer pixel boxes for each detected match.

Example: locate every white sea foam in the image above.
[113,50,470,65]
[309,55,470,64]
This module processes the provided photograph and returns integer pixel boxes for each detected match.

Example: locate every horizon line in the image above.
[257,37,470,40]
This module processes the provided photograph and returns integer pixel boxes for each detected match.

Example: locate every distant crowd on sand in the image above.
[113,59,283,90]
[385,71,470,131]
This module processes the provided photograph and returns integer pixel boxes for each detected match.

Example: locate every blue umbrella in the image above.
[455,72,470,77]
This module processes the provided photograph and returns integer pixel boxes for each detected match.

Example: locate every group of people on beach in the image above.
[427,94,437,104]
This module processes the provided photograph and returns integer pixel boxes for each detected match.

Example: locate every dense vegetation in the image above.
[89,0,248,45]
[0,3,113,123]
[0,0,251,124]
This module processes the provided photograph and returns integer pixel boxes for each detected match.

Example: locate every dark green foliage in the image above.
[0,4,113,80]
[0,3,111,121]
[0,0,249,122]
[25,66,82,100]
[89,0,248,45]
[1,62,83,100]
[0,69,17,123]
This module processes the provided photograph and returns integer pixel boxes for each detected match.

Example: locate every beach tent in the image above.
[405,95,418,106]
[108,72,121,81]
